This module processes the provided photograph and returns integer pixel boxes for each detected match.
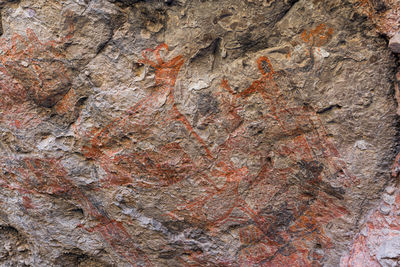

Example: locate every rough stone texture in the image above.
[354,0,400,37]
[0,0,399,266]
[341,186,400,266]
[340,1,400,266]
[389,32,400,53]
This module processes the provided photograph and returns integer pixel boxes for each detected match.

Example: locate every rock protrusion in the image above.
[389,32,400,53]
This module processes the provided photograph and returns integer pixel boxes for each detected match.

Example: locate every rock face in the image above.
[389,33,400,53]
[340,1,400,266]
[0,0,398,266]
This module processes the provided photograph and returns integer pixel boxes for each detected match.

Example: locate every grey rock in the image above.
[0,0,398,266]
[377,237,400,267]
[380,204,392,215]
[389,32,400,53]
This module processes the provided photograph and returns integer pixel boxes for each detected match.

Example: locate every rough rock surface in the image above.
[389,32,400,53]
[0,0,398,266]
[341,1,400,266]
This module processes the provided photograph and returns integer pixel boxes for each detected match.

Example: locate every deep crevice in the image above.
[316,104,342,114]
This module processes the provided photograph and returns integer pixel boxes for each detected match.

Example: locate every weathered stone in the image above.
[386,186,396,195]
[377,237,400,267]
[380,204,392,215]
[389,32,400,53]
[0,0,399,266]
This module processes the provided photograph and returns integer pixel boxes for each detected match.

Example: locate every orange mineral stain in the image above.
[301,23,334,47]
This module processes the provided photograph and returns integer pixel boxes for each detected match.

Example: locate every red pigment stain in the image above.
[0,157,150,266]
[78,43,213,191]
[0,11,75,130]
[22,196,35,209]
[341,187,400,267]
[301,23,334,47]
[55,88,77,115]
[79,42,358,266]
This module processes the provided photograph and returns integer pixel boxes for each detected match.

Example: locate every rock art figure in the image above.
[81,43,212,189]
[78,42,356,265]
[173,55,355,266]
[0,11,74,130]
[0,156,151,266]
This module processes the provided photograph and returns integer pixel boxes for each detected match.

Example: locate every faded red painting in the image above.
[0,157,150,266]
[0,11,74,131]
[0,10,357,264]
[0,13,151,266]
[73,37,357,265]
[341,187,400,267]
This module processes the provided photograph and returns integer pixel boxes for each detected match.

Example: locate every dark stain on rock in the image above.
[370,0,387,12]
[197,93,219,116]
[322,182,345,200]
[55,250,109,267]
[190,37,221,63]
[296,160,324,183]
